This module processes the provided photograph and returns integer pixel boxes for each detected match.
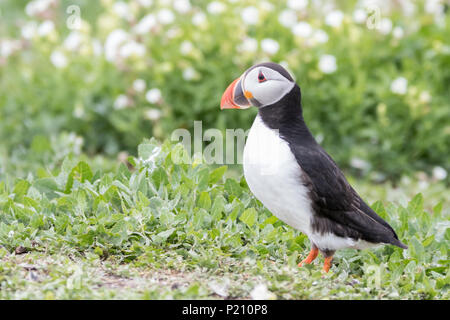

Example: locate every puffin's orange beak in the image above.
[220,77,251,110]
[220,78,240,109]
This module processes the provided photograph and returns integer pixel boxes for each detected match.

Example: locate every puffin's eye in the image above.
[258,71,267,83]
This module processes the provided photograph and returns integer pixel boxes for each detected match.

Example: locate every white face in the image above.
[241,66,295,108]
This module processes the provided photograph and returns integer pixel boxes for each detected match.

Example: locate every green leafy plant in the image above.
[0,140,448,299]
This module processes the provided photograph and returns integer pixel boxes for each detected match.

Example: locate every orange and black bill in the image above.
[220,77,251,109]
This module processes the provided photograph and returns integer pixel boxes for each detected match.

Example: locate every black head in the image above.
[220,62,299,110]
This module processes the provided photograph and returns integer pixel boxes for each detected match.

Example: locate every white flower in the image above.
[316,133,324,144]
[401,1,416,17]
[207,1,226,15]
[378,18,392,35]
[292,21,313,38]
[37,20,55,37]
[114,94,129,110]
[180,40,193,55]
[119,41,146,58]
[392,26,404,39]
[318,54,337,74]
[390,77,408,95]
[25,0,54,17]
[192,12,207,26]
[418,180,429,190]
[313,29,328,43]
[0,40,20,58]
[278,9,297,28]
[50,50,68,68]
[113,1,132,20]
[238,37,258,53]
[92,39,103,56]
[157,9,175,24]
[241,6,259,25]
[173,0,192,14]
[0,41,11,58]
[134,14,157,34]
[419,91,431,104]
[425,0,444,15]
[166,27,181,39]
[353,9,367,24]
[146,88,162,104]
[325,10,344,28]
[104,29,128,62]
[137,0,153,7]
[64,31,82,51]
[21,21,38,39]
[144,108,162,121]
[350,157,370,170]
[250,284,275,300]
[73,103,84,118]
[261,38,279,55]
[260,1,274,12]
[287,0,308,11]
[432,166,447,180]
[133,79,146,92]
[183,67,197,80]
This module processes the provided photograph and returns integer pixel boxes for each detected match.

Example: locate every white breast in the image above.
[243,116,382,251]
[243,115,314,236]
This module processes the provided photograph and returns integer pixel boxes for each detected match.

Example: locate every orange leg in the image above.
[322,256,333,273]
[298,247,319,267]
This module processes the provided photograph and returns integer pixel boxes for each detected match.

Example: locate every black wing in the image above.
[289,143,406,248]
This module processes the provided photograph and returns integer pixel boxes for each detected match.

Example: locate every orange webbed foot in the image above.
[298,247,319,267]
[322,256,333,273]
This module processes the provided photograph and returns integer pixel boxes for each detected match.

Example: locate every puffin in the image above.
[220,62,407,272]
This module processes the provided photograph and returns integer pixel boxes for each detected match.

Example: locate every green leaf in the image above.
[209,166,227,185]
[153,228,176,244]
[127,156,137,167]
[193,208,211,229]
[229,206,240,221]
[197,192,211,210]
[152,167,168,190]
[138,141,160,160]
[33,178,59,198]
[261,215,279,227]
[408,193,424,214]
[169,143,191,165]
[211,195,225,220]
[432,201,443,215]
[31,135,51,153]
[117,163,131,180]
[65,161,93,193]
[422,235,435,247]
[371,200,386,217]
[13,180,30,201]
[72,161,93,183]
[196,168,209,192]
[225,179,242,197]
[239,208,258,228]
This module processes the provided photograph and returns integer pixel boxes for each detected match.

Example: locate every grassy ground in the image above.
[0,140,448,299]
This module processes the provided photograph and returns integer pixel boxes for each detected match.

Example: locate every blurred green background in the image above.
[0,0,449,182]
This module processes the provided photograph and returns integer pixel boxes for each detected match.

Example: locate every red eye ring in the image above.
[258,70,266,83]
